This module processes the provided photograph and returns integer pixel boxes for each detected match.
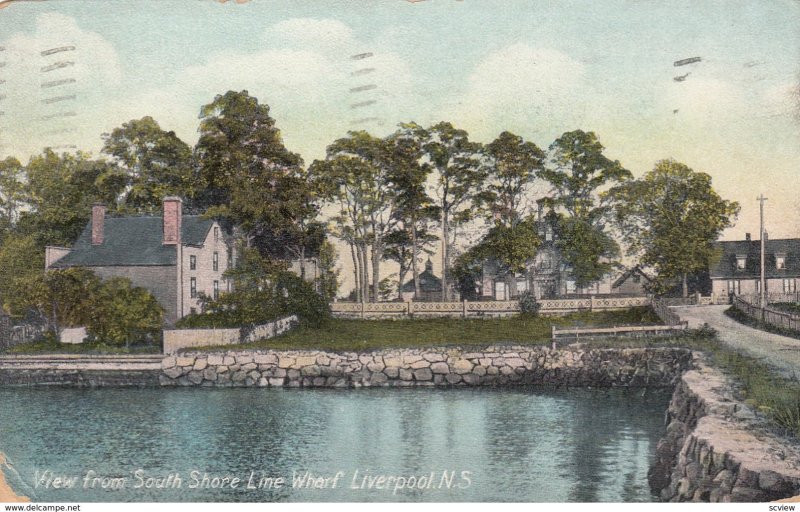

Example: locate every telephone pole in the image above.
[757,194,768,309]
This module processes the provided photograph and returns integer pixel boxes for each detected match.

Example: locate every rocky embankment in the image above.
[649,357,800,502]
[160,346,693,388]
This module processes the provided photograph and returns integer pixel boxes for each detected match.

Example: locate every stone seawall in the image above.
[649,358,800,502]
[0,355,162,387]
[159,346,693,388]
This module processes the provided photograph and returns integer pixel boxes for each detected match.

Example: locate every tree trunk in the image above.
[441,209,450,301]
[352,242,362,302]
[360,243,370,303]
[412,222,421,299]
[397,261,408,301]
[682,273,688,298]
[372,234,381,303]
[299,246,306,280]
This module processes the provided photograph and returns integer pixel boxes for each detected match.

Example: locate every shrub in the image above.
[518,291,541,317]
[86,277,163,347]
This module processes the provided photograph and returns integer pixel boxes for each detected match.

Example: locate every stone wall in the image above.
[649,358,800,502]
[163,314,299,354]
[159,346,693,388]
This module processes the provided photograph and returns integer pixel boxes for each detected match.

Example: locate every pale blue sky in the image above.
[1,0,799,247]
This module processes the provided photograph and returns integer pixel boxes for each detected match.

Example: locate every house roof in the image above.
[401,261,442,293]
[612,265,653,289]
[50,215,216,268]
[709,238,800,279]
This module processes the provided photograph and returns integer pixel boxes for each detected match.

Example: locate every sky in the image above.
[0,0,798,291]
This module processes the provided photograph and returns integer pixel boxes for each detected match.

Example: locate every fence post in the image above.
[406,300,412,318]
[589,295,595,312]
[462,299,468,319]
[361,301,365,319]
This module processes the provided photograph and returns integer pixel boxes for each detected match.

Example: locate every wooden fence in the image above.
[330,296,651,319]
[732,295,800,333]
[551,323,687,341]
[0,321,44,351]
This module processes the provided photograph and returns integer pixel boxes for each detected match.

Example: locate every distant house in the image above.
[611,265,653,296]
[45,197,234,325]
[479,216,622,300]
[400,259,443,302]
[709,232,800,298]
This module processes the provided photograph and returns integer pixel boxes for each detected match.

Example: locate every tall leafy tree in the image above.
[387,125,440,298]
[313,131,397,302]
[16,149,122,247]
[194,90,303,244]
[481,131,545,228]
[419,122,485,300]
[101,116,194,212]
[0,157,25,241]
[539,130,632,287]
[610,159,740,296]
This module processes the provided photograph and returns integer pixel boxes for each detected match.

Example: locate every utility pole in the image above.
[758,194,768,310]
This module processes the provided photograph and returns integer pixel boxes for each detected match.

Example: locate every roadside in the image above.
[0,453,28,503]
[675,305,800,380]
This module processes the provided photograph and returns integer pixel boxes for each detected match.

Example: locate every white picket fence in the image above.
[330,296,651,319]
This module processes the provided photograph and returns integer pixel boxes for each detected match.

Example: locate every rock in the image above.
[462,374,481,385]
[452,359,474,374]
[370,372,388,384]
[384,367,399,379]
[505,357,526,368]
[239,362,256,372]
[313,377,326,386]
[268,378,285,387]
[176,356,195,367]
[163,367,183,379]
[445,373,462,384]
[187,371,204,385]
[730,486,766,502]
[316,354,331,366]
[383,357,402,368]
[301,365,321,377]
[278,356,295,369]
[399,368,414,381]
[431,362,450,374]
[161,356,177,369]
[232,370,247,382]
[413,368,433,381]
[216,365,229,373]
[367,361,385,372]
[193,358,208,371]
[410,360,430,369]
[222,356,235,366]
[423,353,445,362]
[759,471,793,494]
[295,355,317,368]
[207,355,224,366]
[254,354,277,365]
[203,368,217,382]
[236,355,254,365]
[474,366,487,376]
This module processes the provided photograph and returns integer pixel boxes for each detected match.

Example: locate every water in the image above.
[0,387,670,502]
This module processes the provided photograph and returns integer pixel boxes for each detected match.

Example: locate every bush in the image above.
[87,277,164,347]
[176,270,330,330]
[518,291,541,317]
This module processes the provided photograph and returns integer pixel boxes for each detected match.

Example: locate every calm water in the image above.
[0,387,670,502]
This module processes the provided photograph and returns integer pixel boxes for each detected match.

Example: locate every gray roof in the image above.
[51,215,215,268]
[709,238,800,279]
[401,268,442,293]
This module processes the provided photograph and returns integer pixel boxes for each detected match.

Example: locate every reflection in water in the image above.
[0,387,669,502]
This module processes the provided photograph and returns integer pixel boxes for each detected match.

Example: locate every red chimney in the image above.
[91,203,105,245]
[163,197,183,245]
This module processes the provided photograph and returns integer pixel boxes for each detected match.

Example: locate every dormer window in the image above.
[776,254,786,270]
[735,254,746,270]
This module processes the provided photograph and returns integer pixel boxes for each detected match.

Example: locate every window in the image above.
[756,280,767,294]
[189,255,196,270]
[213,280,219,300]
[213,227,219,241]
[190,307,197,315]
[783,279,796,293]
[516,279,529,294]
[727,280,740,295]
[213,252,219,271]
[190,277,197,298]
[545,226,553,242]
[735,255,746,270]
[776,255,786,270]
[565,280,577,294]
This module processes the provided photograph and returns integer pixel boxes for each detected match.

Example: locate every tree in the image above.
[481,131,545,228]
[386,125,440,298]
[313,131,398,302]
[16,149,122,247]
[419,122,485,300]
[317,239,340,302]
[88,277,163,347]
[610,159,740,296]
[539,130,632,287]
[0,234,48,320]
[194,90,304,244]
[0,157,25,241]
[101,116,194,212]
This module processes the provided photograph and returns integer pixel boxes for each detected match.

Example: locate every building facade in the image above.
[45,197,234,325]
[709,233,800,299]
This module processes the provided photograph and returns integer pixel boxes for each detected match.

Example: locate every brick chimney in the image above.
[163,197,183,245]
[91,203,105,245]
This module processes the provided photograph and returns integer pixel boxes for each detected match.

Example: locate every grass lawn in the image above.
[225,306,662,352]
